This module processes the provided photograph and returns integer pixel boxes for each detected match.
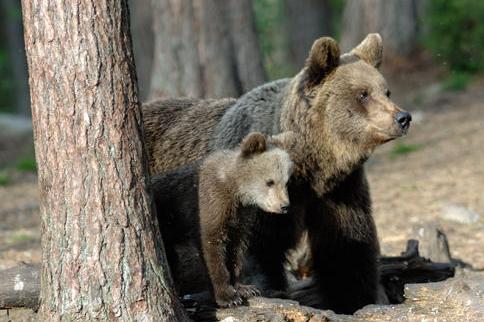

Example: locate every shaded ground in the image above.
[0,69,483,319]
[0,173,40,271]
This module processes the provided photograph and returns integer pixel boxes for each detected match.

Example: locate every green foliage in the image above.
[0,49,15,113]
[16,156,37,172]
[7,6,22,20]
[253,0,294,80]
[253,0,345,80]
[442,71,473,91]
[425,0,484,73]
[328,0,345,40]
[12,233,34,243]
[0,3,22,113]
[389,143,422,160]
[0,171,11,186]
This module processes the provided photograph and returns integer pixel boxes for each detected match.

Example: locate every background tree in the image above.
[129,0,154,101]
[0,0,30,116]
[21,0,186,320]
[149,0,266,99]
[284,0,332,69]
[340,0,423,57]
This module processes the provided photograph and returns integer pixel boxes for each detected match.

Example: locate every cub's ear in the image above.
[303,37,340,88]
[270,131,297,151]
[349,33,383,68]
[240,132,267,157]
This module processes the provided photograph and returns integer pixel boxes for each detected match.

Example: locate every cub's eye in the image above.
[385,89,391,98]
[266,179,275,187]
[359,90,369,101]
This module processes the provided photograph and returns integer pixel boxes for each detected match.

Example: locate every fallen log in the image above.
[281,239,456,306]
[0,239,457,313]
[189,297,352,322]
[179,239,457,320]
[379,239,455,303]
[0,262,40,311]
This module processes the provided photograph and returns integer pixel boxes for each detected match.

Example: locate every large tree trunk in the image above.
[0,0,30,116]
[340,0,422,57]
[149,0,266,99]
[284,0,332,70]
[21,1,187,320]
[129,0,154,101]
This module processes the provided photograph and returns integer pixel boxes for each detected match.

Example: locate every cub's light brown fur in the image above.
[199,132,292,307]
[151,132,293,307]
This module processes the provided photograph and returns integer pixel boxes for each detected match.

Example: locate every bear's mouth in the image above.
[376,125,410,144]
[382,137,395,143]
[373,131,402,145]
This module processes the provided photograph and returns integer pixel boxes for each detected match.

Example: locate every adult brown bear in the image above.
[143,34,411,314]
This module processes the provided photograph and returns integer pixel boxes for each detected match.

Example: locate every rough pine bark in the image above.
[21,1,187,320]
[149,0,266,99]
[284,0,332,69]
[340,0,422,57]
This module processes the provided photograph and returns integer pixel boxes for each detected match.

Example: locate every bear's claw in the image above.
[215,286,244,307]
[236,283,260,299]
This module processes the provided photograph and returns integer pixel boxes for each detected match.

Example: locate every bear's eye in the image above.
[266,179,275,187]
[358,90,369,102]
[385,89,391,98]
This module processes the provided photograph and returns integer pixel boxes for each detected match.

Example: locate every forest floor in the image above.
[0,65,483,317]
[370,65,484,269]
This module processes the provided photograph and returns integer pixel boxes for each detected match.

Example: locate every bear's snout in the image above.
[394,111,412,131]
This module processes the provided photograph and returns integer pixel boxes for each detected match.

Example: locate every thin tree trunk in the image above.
[129,0,154,101]
[340,0,421,57]
[226,0,267,92]
[21,1,187,320]
[284,0,332,69]
[149,0,266,99]
[0,0,30,116]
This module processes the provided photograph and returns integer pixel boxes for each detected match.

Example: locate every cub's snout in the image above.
[280,202,290,214]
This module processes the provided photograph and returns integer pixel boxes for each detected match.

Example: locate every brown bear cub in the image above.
[151,132,293,307]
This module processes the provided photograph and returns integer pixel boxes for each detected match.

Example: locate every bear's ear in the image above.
[270,131,297,151]
[303,37,340,88]
[349,33,383,68]
[240,132,267,157]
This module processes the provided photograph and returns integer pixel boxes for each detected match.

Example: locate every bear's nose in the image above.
[280,203,290,213]
[395,111,412,130]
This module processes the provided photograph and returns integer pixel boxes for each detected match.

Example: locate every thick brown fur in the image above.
[144,34,411,314]
[151,133,293,307]
[143,97,235,174]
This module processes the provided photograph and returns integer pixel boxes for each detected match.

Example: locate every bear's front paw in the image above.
[215,286,244,308]
[235,283,260,299]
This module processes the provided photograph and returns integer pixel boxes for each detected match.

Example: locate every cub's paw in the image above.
[235,283,260,299]
[215,286,244,308]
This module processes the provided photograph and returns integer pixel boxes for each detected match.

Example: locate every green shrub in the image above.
[0,49,15,113]
[0,171,10,186]
[390,143,422,159]
[425,0,484,73]
[443,71,473,91]
[12,233,34,243]
[329,0,344,40]
[253,0,293,80]
[16,156,37,172]
[254,0,345,79]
